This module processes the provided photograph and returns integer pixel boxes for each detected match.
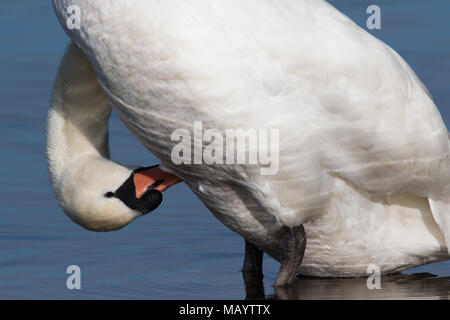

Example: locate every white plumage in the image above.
[49,0,449,277]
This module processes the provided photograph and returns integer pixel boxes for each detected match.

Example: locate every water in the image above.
[0,1,449,299]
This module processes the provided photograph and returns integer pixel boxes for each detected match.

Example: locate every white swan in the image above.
[49,0,450,286]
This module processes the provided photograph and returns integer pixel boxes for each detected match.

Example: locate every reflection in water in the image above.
[244,272,450,300]
[243,272,267,300]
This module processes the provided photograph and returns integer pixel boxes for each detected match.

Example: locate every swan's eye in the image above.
[104,192,115,198]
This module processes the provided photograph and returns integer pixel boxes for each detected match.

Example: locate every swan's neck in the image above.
[47,53,111,181]
[47,43,136,231]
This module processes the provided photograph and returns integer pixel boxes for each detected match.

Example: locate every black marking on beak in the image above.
[106,168,163,216]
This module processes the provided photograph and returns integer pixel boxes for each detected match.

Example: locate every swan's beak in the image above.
[134,165,183,197]
[110,165,182,216]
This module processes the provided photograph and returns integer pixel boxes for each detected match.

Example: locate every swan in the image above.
[48,0,450,286]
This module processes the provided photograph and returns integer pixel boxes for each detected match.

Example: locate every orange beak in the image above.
[133,166,183,198]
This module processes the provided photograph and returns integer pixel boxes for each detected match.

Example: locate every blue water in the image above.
[0,1,448,299]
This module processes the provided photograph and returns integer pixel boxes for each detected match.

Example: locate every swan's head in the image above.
[54,162,181,232]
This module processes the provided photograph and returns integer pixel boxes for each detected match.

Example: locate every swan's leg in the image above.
[241,240,265,299]
[242,240,264,275]
[274,225,306,287]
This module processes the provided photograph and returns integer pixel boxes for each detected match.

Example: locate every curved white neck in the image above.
[47,47,110,175]
[47,42,136,231]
